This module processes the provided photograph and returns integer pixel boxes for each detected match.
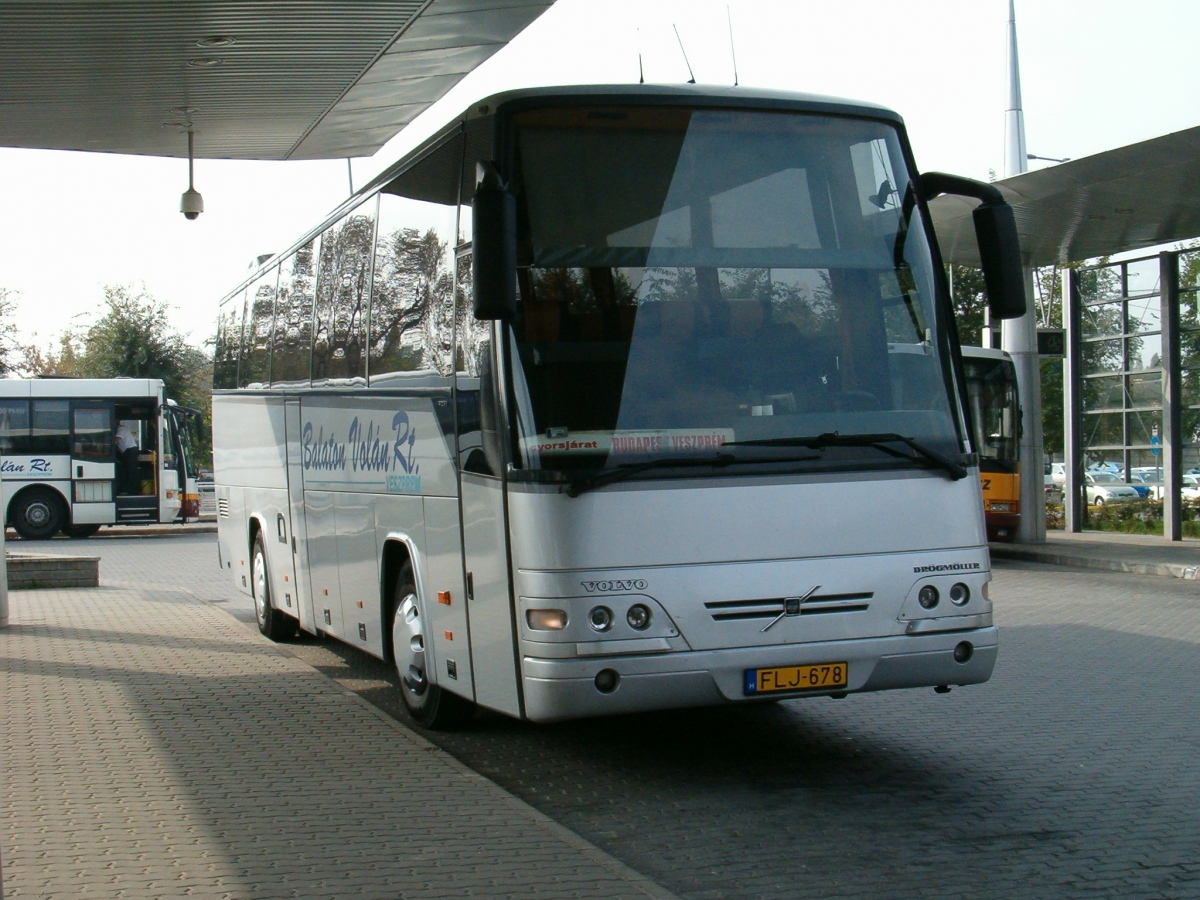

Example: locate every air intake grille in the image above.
[706,592,872,622]
[217,498,230,518]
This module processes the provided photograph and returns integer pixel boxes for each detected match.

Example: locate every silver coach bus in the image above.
[213,84,1025,726]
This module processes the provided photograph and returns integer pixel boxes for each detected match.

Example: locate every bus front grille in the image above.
[705,592,873,622]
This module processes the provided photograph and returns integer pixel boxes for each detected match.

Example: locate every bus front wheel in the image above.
[12,488,65,540]
[252,530,296,641]
[390,562,473,729]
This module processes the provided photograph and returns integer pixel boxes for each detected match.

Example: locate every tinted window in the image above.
[272,240,318,386]
[370,134,462,383]
[213,290,245,390]
[313,199,376,385]
[31,400,70,455]
[507,106,956,476]
[240,267,278,388]
[0,400,31,454]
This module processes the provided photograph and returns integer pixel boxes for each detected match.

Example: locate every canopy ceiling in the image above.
[0,0,553,160]
[931,124,1200,267]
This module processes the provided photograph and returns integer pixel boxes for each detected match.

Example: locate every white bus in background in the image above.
[0,378,203,539]
[213,84,1026,727]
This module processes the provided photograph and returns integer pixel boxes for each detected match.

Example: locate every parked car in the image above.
[1124,471,1153,499]
[1084,472,1140,506]
[1183,474,1200,501]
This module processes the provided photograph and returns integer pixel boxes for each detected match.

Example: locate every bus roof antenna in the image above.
[637,27,644,84]
[727,6,738,86]
[673,24,696,84]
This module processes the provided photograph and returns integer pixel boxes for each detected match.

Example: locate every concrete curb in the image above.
[5,523,217,542]
[990,543,1200,580]
[6,552,100,588]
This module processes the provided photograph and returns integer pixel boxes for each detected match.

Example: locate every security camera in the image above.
[180,187,204,220]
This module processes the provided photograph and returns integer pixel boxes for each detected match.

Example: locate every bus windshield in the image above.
[963,354,1019,473]
[507,105,961,478]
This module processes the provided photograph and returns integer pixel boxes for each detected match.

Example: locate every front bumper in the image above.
[520,626,998,722]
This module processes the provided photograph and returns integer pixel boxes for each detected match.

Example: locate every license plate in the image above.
[744,662,848,694]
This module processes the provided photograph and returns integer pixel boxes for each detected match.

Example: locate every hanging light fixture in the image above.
[180,130,204,220]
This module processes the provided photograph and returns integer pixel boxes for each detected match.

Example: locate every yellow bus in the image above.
[962,347,1020,542]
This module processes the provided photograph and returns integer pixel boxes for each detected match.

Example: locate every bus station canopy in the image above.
[930,124,1200,268]
[0,0,552,160]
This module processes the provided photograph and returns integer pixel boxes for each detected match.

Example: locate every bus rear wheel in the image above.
[252,530,296,641]
[12,488,65,540]
[390,562,473,729]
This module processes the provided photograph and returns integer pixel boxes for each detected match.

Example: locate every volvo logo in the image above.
[581,579,648,593]
[762,585,820,632]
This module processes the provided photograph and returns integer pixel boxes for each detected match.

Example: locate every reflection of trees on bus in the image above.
[371,226,454,375]
[313,214,374,381]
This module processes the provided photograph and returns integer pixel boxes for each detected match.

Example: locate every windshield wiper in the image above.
[565,450,819,498]
[724,432,969,480]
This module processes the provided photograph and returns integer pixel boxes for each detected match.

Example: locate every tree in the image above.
[75,285,213,464]
[948,265,989,346]
[0,287,23,375]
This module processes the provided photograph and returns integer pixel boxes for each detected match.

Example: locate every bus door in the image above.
[284,400,317,634]
[456,256,522,718]
[70,401,116,525]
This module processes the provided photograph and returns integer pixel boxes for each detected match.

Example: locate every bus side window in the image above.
[30,400,70,455]
[313,200,375,386]
[272,241,318,387]
[73,408,113,459]
[0,399,31,454]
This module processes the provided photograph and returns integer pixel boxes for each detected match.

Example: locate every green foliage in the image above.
[948,265,988,346]
[0,287,22,376]
[75,285,212,464]
[1046,497,1200,537]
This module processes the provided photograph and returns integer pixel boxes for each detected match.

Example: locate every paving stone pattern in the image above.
[0,538,673,899]
[13,534,1200,899]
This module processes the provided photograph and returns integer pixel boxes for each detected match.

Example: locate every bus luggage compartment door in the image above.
[460,470,520,718]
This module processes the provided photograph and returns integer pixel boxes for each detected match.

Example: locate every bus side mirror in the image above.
[921,171,1027,321]
[472,161,517,321]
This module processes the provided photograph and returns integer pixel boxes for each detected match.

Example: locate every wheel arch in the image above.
[380,534,420,664]
[7,482,70,528]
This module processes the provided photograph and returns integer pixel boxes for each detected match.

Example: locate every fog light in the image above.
[954,641,974,663]
[918,585,939,609]
[526,608,567,631]
[949,583,970,606]
[594,668,620,693]
[626,603,651,630]
[588,606,613,632]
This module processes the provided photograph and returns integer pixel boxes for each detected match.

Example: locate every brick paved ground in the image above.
[0,561,673,899]
[11,534,1200,899]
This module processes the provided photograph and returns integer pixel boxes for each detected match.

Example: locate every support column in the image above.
[1063,267,1084,532]
[1003,270,1046,542]
[1001,0,1044,542]
[1160,251,1182,540]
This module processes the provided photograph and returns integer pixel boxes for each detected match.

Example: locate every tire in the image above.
[11,487,65,540]
[1093,496,1104,507]
[390,561,474,729]
[63,524,101,539]
[252,530,296,641]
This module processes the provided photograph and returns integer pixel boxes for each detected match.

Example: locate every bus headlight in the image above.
[949,583,970,606]
[918,585,939,609]
[626,603,651,630]
[588,606,613,632]
[526,609,568,631]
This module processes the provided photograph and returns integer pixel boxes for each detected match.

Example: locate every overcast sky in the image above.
[1,0,1197,352]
